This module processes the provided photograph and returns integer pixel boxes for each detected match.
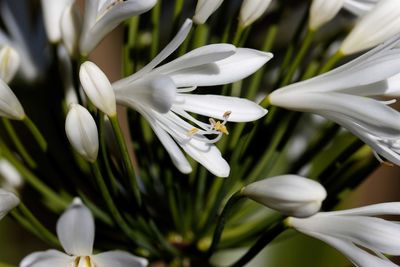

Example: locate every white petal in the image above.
[40,0,70,42]
[239,0,272,28]
[173,94,267,122]
[92,251,148,267]
[61,3,81,56]
[170,48,273,87]
[309,0,345,30]
[20,250,72,267]
[65,104,99,162]
[193,0,224,24]
[0,159,23,189]
[56,198,95,256]
[0,79,25,120]
[344,0,380,16]
[327,202,400,216]
[341,0,400,55]
[180,137,230,177]
[0,46,20,83]
[0,188,19,220]
[79,61,116,116]
[80,0,156,54]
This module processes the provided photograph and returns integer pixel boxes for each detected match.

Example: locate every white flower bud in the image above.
[0,188,19,220]
[242,175,327,218]
[239,0,272,28]
[79,61,116,116]
[61,3,81,57]
[0,79,25,120]
[193,0,224,24]
[341,0,400,55]
[65,104,99,162]
[309,0,345,31]
[0,159,23,191]
[0,46,20,84]
[40,0,71,42]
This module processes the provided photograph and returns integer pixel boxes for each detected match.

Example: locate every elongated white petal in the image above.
[79,61,116,116]
[0,188,19,220]
[239,0,272,28]
[180,137,230,177]
[243,175,326,218]
[40,0,71,42]
[92,251,148,267]
[170,48,273,87]
[0,159,23,190]
[57,198,95,256]
[327,202,400,216]
[0,79,25,120]
[20,250,72,267]
[65,104,99,162]
[344,0,380,16]
[193,0,224,24]
[61,3,81,56]
[80,0,156,54]
[341,0,400,55]
[306,233,398,267]
[0,46,20,83]
[309,0,345,30]
[173,94,267,122]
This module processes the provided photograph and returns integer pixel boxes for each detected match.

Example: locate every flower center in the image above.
[74,256,93,267]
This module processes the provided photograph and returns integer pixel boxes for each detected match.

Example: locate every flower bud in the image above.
[0,188,19,220]
[61,3,81,57]
[239,0,272,28]
[40,0,71,42]
[0,159,23,192]
[0,46,20,83]
[79,61,116,116]
[242,175,327,218]
[309,0,345,31]
[65,104,99,162]
[193,0,224,24]
[0,79,25,120]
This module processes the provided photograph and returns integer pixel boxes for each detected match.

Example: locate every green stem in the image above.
[229,220,286,267]
[2,118,36,169]
[22,116,47,152]
[318,50,344,74]
[232,25,244,46]
[109,115,141,205]
[172,0,184,25]
[0,139,69,210]
[280,29,315,87]
[0,262,15,267]
[207,191,244,256]
[150,1,161,58]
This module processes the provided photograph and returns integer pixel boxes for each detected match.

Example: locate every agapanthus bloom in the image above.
[239,0,272,28]
[287,202,400,267]
[0,45,20,83]
[0,188,19,220]
[193,0,224,24]
[20,198,148,267]
[40,0,71,43]
[112,19,271,176]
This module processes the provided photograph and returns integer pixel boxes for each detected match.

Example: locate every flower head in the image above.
[239,0,272,28]
[20,198,148,267]
[269,35,400,166]
[0,45,20,84]
[0,188,19,220]
[287,202,400,267]
[40,0,71,43]
[0,79,25,120]
[113,19,271,176]
[193,0,224,24]
[242,175,327,218]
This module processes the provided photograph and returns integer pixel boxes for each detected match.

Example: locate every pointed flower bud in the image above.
[239,0,272,28]
[341,0,400,55]
[79,61,117,117]
[0,159,23,191]
[0,46,20,84]
[65,104,99,162]
[193,0,224,24]
[0,79,25,120]
[0,188,19,220]
[309,0,345,31]
[242,175,327,218]
[40,0,71,42]
[61,3,81,57]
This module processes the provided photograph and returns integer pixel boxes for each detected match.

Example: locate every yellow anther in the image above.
[209,119,229,135]
[187,128,199,137]
[223,111,232,119]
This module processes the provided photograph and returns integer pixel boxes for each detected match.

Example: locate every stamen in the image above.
[187,128,199,137]
[373,151,394,167]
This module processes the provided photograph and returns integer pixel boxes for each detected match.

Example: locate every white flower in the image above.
[112,19,271,177]
[63,0,156,55]
[61,3,81,56]
[40,0,71,43]
[269,35,400,166]
[20,198,148,267]
[65,104,99,163]
[287,202,400,267]
[340,0,400,55]
[239,0,272,28]
[0,188,19,220]
[0,46,20,84]
[0,79,25,120]
[343,0,381,16]
[193,0,224,24]
[79,61,117,116]
[242,175,327,218]
[0,159,23,192]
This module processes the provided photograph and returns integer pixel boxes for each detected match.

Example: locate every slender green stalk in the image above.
[2,118,36,169]
[22,116,47,152]
[109,115,141,205]
[232,25,244,46]
[229,220,286,267]
[0,262,15,267]
[18,202,60,247]
[150,1,161,58]
[192,24,209,49]
[172,0,184,25]
[280,29,315,87]
[207,191,244,256]
[123,17,140,76]
[318,50,344,75]
[0,139,69,210]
